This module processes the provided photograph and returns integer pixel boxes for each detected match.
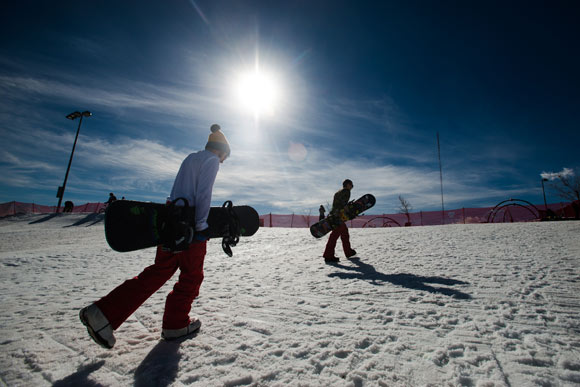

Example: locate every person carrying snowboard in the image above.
[105,192,117,204]
[323,179,357,263]
[80,124,230,348]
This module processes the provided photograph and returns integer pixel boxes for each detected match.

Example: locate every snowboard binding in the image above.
[220,200,240,257]
[161,197,195,252]
[162,199,242,256]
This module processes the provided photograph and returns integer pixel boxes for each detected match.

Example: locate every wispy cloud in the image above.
[0,74,224,120]
[78,137,184,178]
[324,96,407,136]
[541,167,574,181]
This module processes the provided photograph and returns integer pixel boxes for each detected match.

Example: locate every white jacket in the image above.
[169,150,220,231]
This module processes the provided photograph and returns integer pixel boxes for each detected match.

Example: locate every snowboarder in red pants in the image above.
[80,124,230,348]
[323,179,357,263]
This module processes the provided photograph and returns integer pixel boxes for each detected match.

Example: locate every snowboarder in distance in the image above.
[80,124,231,349]
[319,205,325,221]
[105,193,117,205]
[323,179,357,263]
[63,201,74,213]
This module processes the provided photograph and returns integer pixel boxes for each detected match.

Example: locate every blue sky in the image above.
[1,0,578,215]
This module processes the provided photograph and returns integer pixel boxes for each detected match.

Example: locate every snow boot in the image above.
[324,256,340,263]
[162,318,202,341]
[79,304,116,349]
[346,249,357,258]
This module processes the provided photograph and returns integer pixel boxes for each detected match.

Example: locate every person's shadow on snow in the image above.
[28,213,60,224]
[64,213,104,227]
[53,360,106,386]
[134,341,182,387]
[328,258,471,299]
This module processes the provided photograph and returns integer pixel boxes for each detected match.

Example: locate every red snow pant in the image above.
[95,241,206,331]
[323,223,354,258]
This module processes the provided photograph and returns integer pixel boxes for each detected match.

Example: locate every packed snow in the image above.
[0,213,579,386]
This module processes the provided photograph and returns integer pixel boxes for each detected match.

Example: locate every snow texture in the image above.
[0,213,579,386]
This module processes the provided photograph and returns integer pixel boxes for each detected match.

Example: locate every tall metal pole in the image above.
[437,132,445,224]
[56,111,91,212]
[541,178,548,210]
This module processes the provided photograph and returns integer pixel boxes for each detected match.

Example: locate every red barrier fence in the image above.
[0,201,107,217]
[1,200,578,226]
[258,201,578,228]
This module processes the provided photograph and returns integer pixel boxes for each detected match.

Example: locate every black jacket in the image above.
[331,188,350,214]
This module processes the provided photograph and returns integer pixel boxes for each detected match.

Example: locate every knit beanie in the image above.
[205,124,231,157]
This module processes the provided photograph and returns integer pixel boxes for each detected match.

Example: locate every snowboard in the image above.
[310,194,376,238]
[105,199,259,256]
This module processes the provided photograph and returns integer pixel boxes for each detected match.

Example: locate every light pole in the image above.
[56,111,92,213]
[541,178,549,211]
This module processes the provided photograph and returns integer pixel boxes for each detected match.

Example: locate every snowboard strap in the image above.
[221,200,240,257]
[162,198,241,256]
[161,197,195,252]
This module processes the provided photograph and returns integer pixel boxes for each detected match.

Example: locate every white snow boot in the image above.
[161,318,202,341]
[79,304,116,349]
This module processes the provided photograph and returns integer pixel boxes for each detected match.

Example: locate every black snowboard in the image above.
[105,199,259,256]
[310,194,376,238]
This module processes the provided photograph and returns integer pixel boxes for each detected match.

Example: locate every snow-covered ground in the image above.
[0,213,579,386]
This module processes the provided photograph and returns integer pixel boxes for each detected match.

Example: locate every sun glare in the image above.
[235,70,280,117]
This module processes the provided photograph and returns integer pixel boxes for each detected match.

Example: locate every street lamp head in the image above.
[66,111,82,120]
[66,111,91,120]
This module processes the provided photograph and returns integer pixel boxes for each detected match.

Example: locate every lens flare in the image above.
[288,142,307,162]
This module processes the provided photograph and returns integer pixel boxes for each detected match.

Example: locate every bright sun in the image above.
[234,70,280,117]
